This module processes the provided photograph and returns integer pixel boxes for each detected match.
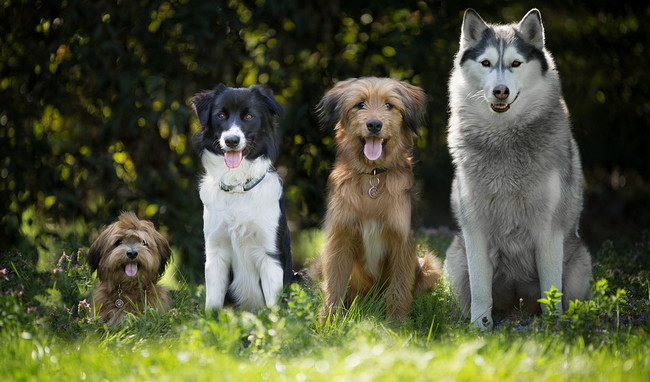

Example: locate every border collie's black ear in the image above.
[316,78,357,130]
[398,81,427,136]
[191,83,229,127]
[253,86,284,117]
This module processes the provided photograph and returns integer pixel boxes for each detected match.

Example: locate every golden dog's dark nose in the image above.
[366,119,382,134]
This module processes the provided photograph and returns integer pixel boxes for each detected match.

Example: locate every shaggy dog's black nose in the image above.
[126,249,138,260]
[224,136,240,148]
[366,119,383,134]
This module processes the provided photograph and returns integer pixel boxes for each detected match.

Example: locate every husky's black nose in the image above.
[366,119,383,134]
[224,136,240,148]
[493,85,510,100]
[126,249,138,260]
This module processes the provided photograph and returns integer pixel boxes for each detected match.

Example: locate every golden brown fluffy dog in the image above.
[88,211,171,325]
[314,77,441,321]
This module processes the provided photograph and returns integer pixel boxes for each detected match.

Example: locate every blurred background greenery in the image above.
[1,0,648,281]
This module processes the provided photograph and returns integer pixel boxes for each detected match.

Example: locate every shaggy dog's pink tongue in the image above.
[364,137,383,161]
[125,263,138,277]
[224,151,243,168]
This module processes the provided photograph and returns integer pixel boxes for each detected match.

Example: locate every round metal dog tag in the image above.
[115,298,124,308]
[368,176,380,199]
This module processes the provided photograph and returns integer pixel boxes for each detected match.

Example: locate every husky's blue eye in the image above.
[357,102,366,109]
[480,59,491,67]
[512,60,522,68]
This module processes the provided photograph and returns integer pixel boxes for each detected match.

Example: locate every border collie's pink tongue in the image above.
[364,137,383,161]
[224,151,243,168]
[125,263,138,277]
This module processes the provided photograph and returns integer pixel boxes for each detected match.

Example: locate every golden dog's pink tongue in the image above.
[364,137,383,161]
[125,263,137,277]
[224,151,243,168]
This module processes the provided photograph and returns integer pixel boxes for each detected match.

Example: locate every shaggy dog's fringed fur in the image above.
[312,77,441,321]
[88,212,171,325]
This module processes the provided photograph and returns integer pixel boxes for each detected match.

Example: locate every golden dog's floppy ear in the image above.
[397,82,427,136]
[316,78,358,130]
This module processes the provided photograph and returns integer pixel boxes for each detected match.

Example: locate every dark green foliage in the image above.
[2,1,649,281]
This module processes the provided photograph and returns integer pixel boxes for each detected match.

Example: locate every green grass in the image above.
[2,230,649,381]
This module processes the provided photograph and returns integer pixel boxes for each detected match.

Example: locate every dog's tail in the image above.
[413,252,442,296]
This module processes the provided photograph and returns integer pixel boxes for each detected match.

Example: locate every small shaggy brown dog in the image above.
[313,77,441,321]
[88,212,171,325]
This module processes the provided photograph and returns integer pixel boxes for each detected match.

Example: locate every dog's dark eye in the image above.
[385,103,393,110]
[480,59,491,67]
[511,60,522,68]
[357,102,366,110]
[114,240,122,247]
[142,240,148,247]
[243,113,254,121]
[216,112,226,120]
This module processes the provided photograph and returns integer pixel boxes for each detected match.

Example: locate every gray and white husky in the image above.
[444,8,592,330]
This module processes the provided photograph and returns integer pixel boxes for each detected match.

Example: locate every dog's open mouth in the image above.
[490,103,510,113]
[224,150,243,168]
[362,137,386,161]
[490,92,519,113]
[125,262,138,277]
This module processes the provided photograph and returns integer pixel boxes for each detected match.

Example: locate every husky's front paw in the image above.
[472,314,493,331]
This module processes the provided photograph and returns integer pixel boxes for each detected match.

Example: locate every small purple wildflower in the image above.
[57,251,70,266]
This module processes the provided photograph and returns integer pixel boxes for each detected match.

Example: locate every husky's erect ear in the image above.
[518,9,545,50]
[316,78,357,130]
[461,9,488,47]
[190,83,229,127]
[253,86,284,117]
[398,81,427,137]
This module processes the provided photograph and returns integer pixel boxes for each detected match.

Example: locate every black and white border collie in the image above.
[191,83,293,311]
